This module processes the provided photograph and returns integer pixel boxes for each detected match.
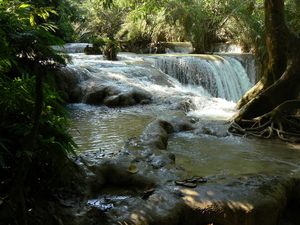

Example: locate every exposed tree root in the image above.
[229,100,300,142]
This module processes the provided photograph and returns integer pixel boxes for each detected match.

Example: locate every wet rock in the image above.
[56,117,300,225]
[118,93,136,106]
[170,117,194,132]
[84,42,104,55]
[53,67,89,102]
[167,152,176,161]
[193,119,230,137]
[169,99,197,112]
[173,189,184,197]
[132,89,153,103]
[105,87,121,96]
[174,174,293,225]
[85,156,157,192]
[140,99,150,105]
[139,119,171,149]
[83,85,152,107]
[85,89,106,104]
[84,45,102,55]
[89,173,297,225]
[151,155,172,169]
[135,118,194,150]
[103,95,120,107]
[69,85,83,103]
[48,52,300,225]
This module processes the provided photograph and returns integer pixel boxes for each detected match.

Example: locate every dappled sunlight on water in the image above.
[66,103,300,178]
[168,132,300,176]
[66,104,154,153]
[65,52,300,179]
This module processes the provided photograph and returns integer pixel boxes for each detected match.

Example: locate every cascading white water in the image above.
[56,45,300,224]
[60,51,256,120]
[51,43,92,53]
[210,43,243,53]
[62,47,300,185]
[143,54,254,102]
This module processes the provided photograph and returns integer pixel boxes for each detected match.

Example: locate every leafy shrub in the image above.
[0,2,79,224]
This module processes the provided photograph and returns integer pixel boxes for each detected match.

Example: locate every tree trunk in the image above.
[232,0,300,122]
[11,53,44,225]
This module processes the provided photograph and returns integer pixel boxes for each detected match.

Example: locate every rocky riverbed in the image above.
[45,51,300,225]
[38,117,300,225]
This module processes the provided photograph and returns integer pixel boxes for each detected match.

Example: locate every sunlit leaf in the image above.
[20,4,31,8]
[29,14,35,26]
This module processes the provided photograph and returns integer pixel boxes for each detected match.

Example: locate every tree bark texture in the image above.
[232,0,300,121]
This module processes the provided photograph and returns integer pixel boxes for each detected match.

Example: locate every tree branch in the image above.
[219,0,264,29]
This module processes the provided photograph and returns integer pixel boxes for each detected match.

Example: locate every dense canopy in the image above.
[1,0,300,224]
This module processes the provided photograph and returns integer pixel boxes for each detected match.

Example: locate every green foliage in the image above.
[83,0,272,54]
[49,0,80,42]
[0,1,78,223]
[173,1,210,52]
[102,37,120,60]
[285,0,300,34]
[0,75,77,165]
[223,1,262,45]
[4,0,300,57]
[24,0,82,42]
[72,21,92,42]
[0,74,78,223]
[86,2,124,40]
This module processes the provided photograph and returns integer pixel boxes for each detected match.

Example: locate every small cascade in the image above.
[225,53,258,85]
[209,43,242,53]
[51,43,92,53]
[164,42,194,54]
[143,54,254,102]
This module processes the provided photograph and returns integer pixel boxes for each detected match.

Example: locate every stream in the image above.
[63,45,300,180]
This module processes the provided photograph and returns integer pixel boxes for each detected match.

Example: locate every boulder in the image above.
[118,93,136,106]
[138,119,174,149]
[103,95,120,107]
[169,99,197,112]
[85,89,106,104]
[82,85,152,107]
[53,66,89,102]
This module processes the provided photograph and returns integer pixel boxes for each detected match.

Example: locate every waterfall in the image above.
[51,43,256,103]
[51,43,92,53]
[209,43,242,53]
[143,54,254,102]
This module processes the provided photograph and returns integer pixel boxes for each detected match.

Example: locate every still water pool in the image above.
[67,103,300,178]
[168,132,300,177]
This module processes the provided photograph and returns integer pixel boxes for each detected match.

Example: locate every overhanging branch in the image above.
[219,0,264,29]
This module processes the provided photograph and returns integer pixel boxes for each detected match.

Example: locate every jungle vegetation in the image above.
[0,1,78,224]
[1,0,300,224]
